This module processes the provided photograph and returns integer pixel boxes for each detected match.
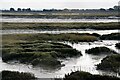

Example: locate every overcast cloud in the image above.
[0,0,119,10]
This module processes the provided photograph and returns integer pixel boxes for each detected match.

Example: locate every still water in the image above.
[1,18,119,23]
[1,29,120,35]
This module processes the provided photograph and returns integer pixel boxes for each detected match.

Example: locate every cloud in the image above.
[0,0,119,9]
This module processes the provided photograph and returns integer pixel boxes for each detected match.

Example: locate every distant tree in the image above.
[22,8,26,12]
[22,8,31,12]
[64,8,69,11]
[43,9,49,12]
[10,8,15,11]
[17,8,21,11]
[114,6,120,10]
[43,9,46,11]
[108,8,114,11]
[26,8,31,12]
[100,8,106,11]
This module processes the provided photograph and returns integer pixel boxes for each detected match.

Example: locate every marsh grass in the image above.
[63,71,120,80]
[2,34,83,68]
[2,33,98,44]
[2,33,120,68]
[2,70,36,80]
[85,47,117,55]
[2,11,119,19]
[97,54,120,73]
[2,22,119,30]
[100,33,120,40]
[115,43,120,49]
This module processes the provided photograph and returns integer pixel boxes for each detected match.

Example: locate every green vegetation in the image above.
[63,71,120,80]
[2,41,81,68]
[100,33,120,40]
[2,22,119,30]
[1,70,36,80]
[97,54,120,73]
[115,43,120,49]
[2,12,118,19]
[85,47,117,55]
[3,33,98,43]
[3,33,88,68]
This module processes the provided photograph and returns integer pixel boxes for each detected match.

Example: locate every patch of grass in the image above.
[2,11,118,19]
[85,47,117,55]
[2,40,82,68]
[2,22,120,30]
[97,54,120,73]
[1,70,36,80]
[2,33,98,44]
[100,33,120,40]
[115,43,120,49]
[63,71,120,80]
[2,33,99,68]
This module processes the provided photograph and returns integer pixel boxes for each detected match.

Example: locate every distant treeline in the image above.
[1,6,120,12]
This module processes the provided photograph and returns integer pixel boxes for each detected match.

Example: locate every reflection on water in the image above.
[0,40,120,78]
[1,18,119,23]
[1,29,120,35]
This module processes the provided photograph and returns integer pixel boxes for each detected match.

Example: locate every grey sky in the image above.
[0,0,119,10]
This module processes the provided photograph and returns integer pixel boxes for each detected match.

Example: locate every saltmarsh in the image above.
[63,71,120,80]
[97,54,120,73]
[2,33,120,68]
[3,33,95,68]
[2,12,118,19]
[2,41,82,68]
[85,47,117,55]
[2,22,119,30]
[1,70,36,80]
[2,33,98,44]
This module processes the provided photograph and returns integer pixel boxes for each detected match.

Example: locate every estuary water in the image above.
[1,17,119,23]
[0,40,120,78]
[0,18,120,78]
[1,29,120,35]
